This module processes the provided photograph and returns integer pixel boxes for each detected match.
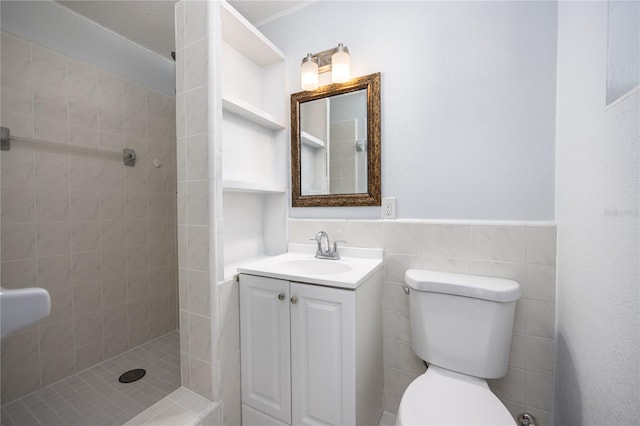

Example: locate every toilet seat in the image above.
[396,366,516,426]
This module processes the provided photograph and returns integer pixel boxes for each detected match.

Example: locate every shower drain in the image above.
[118,368,146,383]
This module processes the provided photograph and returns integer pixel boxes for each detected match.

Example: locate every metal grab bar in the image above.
[0,126,136,167]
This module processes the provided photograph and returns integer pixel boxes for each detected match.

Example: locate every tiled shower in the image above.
[0,31,179,407]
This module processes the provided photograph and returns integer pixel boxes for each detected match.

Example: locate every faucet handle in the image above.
[333,240,347,252]
[330,240,346,260]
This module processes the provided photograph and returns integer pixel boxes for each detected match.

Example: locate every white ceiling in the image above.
[55,1,307,61]
[229,1,308,26]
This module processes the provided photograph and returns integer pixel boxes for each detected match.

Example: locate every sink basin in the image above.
[274,258,353,275]
[1,287,51,338]
[237,243,383,289]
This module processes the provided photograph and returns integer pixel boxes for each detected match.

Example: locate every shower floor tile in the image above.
[1,332,180,426]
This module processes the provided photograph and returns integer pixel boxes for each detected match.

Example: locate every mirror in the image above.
[291,72,381,207]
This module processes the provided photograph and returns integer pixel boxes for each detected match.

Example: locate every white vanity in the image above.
[237,244,383,426]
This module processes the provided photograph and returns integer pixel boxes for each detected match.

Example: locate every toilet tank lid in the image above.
[405,269,521,302]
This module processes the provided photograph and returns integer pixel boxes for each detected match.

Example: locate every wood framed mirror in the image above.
[291,72,381,207]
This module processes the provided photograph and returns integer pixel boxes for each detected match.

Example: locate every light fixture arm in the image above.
[307,44,349,74]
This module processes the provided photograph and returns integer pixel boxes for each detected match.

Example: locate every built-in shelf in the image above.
[223,179,286,194]
[300,131,325,149]
[220,2,286,67]
[222,95,286,130]
[219,1,287,289]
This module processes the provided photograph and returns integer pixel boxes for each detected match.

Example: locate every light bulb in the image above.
[331,43,350,83]
[301,54,319,91]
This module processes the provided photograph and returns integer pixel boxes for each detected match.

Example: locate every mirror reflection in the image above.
[300,89,367,195]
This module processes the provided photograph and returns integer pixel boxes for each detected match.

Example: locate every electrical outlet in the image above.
[382,197,396,219]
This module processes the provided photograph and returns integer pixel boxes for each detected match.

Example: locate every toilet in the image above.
[396,269,522,426]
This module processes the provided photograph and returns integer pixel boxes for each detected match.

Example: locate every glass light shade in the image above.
[301,55,319,91]
[331,44,350,83]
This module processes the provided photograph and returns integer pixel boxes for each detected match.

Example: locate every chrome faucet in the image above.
[312,231,346,260]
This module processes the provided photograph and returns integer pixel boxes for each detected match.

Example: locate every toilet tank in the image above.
[405,270,521,379]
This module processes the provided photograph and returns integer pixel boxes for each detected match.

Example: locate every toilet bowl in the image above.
[396,366,515,426]
[396,269,521,426]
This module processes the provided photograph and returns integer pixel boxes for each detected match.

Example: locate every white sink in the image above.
[238,243,382,289]
[1,287,51,338]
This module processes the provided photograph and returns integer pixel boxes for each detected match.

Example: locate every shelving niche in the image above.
[219,2,287,279]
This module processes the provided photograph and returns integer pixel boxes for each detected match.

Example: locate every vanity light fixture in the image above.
[331,43,350,83]
[301,54,319,91]
[300,43,351,90]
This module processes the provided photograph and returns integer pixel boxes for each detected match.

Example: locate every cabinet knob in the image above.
[278,292,285,301]
[290,296,297,304]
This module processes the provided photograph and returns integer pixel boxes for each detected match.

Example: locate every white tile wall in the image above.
[175,0,219,405]
[0,32,178,403]
[288,218,556,425]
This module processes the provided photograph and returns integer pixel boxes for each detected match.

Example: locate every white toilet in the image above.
[396,269,522,426]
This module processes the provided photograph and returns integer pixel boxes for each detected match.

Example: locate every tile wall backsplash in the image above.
[289,219,556,426]
[0,33,178,403]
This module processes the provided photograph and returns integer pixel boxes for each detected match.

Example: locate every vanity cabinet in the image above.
[239,272,383,426]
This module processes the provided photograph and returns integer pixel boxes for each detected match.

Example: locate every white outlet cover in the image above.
[382,197,396,219]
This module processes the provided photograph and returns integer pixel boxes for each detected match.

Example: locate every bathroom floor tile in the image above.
[1,332,180,426]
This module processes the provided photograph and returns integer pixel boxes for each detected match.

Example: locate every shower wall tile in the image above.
[185,134,208,180]
[185,86,208,136]
[185,39,208,91]
[125,82,147,113]
[184,1,208,46]
[220,349,241,426]
[1,111,33,139]
[74,340,103,371]
[1,146,34,187]
[102,277,128,308]
[43,287,73,324]
[0,363,41,403]
[34,118,68,143]
[1,187,35,223]
[175,0,218,402]
[2,258,36,288]
[71,221,101,252]
[1,37,32,117]
[0,32,177,403]
[288,218,556,422]
[1,223,36,261]
[37,255,72,289]
[34,153,69,189]
[189,357,213,400]
[68,125,99,149]
[1,328,40,368]
[40,352,75,386]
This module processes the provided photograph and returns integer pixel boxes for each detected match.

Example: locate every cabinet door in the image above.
[240,274,291,424]
[290,282,356,426]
